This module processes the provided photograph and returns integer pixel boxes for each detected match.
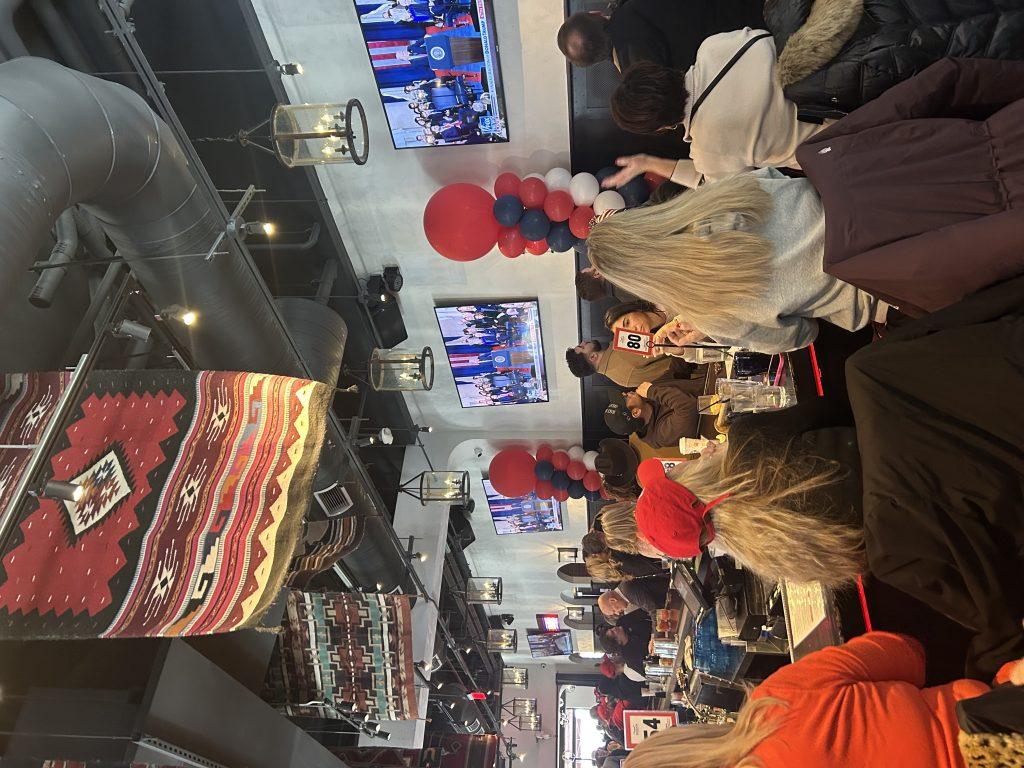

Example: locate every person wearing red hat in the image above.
[600,655,619,678]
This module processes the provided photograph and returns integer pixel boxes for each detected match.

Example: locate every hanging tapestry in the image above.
[287,514,365,589]
[265,590,419,721]
[0,370,330,639]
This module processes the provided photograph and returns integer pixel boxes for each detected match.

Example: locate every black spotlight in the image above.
[365,274,390,304]
[383,265,403,293]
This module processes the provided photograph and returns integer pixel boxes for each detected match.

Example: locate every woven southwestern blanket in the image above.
[0,370,330,639]
[265,590,419,721]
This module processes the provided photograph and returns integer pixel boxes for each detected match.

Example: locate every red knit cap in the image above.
[600,655,617,678]
[634,458,729,558]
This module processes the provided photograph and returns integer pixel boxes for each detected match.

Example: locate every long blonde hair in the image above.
[666,448,865,587]
[587,175,772,320]
[598,501,641,554]
[624,696,786,768]
[585,551,627,583]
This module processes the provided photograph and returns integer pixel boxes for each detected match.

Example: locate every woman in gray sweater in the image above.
[587,168,884,353]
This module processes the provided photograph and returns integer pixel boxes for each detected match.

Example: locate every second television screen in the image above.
[434,300,548,408]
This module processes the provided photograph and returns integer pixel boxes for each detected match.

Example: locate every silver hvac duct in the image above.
[0,57,298,374]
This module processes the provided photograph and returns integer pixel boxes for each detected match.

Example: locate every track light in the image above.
[448,701,457,709]
[412,552,427,562]
[382,265,403,293]
[378,731,392,741]
[277,61,304,75]
[376,582,384,591]
[159,304,198,327]
[42,480,84,502]
[112,319,152,343]
[242,220,275,237]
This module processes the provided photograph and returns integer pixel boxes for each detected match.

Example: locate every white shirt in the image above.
[670,29,828,187]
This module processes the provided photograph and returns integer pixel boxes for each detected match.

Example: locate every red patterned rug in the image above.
[0,370,330,638]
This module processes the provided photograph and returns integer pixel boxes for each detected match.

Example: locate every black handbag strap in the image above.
[689,32,772,123]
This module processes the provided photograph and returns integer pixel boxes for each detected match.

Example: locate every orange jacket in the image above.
[748,632,1008,768]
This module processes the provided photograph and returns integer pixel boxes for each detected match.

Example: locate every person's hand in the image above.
[636,382,652,398]
[603,155,651,188]
[624,391,644,412]
[654,319,706,349]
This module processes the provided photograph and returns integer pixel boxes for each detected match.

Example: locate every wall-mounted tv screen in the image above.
[434,301,548,408]
[353,0,509,149]
[526,629,573,658]
[482,480,562,535]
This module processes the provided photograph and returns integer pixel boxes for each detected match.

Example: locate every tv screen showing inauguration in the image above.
[434,300,549,408]
[352,0,509,149]
[482,479,563,536]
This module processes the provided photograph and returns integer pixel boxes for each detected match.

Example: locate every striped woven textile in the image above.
[0,370,330,639]
[266,590,419,721]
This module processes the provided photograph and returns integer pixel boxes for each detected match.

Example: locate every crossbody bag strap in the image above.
[689,32,772,123]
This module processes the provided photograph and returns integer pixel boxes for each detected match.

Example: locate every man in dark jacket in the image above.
[604,379,703,447]
[599,611,653,676]
[599,574,671,619]
[557,0,765,71]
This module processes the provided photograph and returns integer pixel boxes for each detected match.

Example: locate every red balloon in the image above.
[488,448,538,497]
[583,470,603,492]
[643,172,668,192]
[543,190,574,222]
[569,205,594,239]
[497,226,526,258]
[494,172,521,198]
[535,480,555,500]
[525,238,549,255]
[567,461,587,481]
[535,444,554,462]
[423,183,500,261]
[519,177,547,208]
[551,450,570,470]
[553,487,570,503]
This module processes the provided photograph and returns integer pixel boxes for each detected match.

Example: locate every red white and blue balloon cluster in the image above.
[422,166,663,262]
[487,444,611,502]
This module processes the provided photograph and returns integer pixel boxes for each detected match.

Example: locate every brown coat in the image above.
[595,348,692,389]
[795,58,1024,316]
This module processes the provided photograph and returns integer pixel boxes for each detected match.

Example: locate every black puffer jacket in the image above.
[768,0,1024,118]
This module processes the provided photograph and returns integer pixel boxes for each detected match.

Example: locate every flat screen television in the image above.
[526,629,573,658]
[482,480,563,535]
[434,300,549,408]
[352,0,509,149]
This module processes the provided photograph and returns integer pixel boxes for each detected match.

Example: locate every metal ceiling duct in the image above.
[0,57,408,592]
[0,56,296,374]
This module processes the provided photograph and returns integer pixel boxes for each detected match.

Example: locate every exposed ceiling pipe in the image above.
[0,0,29,61]
[28,208,78,308]
[29,0,94,73]
[0,57,300,374]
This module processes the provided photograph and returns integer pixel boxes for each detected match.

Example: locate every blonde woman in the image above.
[599,501,665,560]
[587,168,886,353]
[624,632,1023,768]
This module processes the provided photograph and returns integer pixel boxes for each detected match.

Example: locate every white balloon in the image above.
[545,167,572,191]
[593,190,626,215]
[567,445,586,462]
[583,450,599,471]
[569,172,600,206]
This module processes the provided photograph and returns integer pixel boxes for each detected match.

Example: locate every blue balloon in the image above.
[595,166,618,184]
[547,221,577,253]
[519,209,551,241]
[534,460,554,481]
[551,470,571,490]
[584,488,603,502]
[568,480,586,499]
[493,194,525,227]
[618,175,650,208]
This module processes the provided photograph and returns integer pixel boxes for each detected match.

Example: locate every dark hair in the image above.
[582,530,606,556]
[557,12,612,67]
[611,61,688,135]
[576,270,610,301]
[597,625,624,653]
[565,348,596,378]
[603,300,659,330]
